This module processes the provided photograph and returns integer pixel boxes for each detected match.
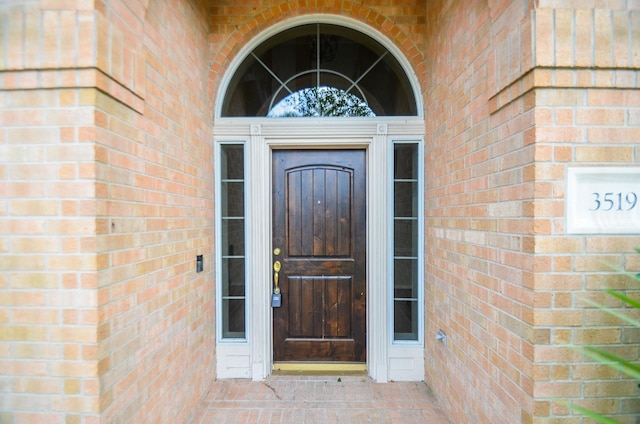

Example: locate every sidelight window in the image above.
[392,142,423,342]
[217,143,247,340]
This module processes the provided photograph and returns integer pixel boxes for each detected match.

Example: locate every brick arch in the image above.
[209,2,426,112]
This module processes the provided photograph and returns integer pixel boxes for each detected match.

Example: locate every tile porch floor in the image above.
[193,375,451,423]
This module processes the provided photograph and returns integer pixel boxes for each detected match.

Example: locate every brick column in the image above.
[1,1,215,423]
[528,5,640,422]
[1,2,103,422]
[425,1,639,423]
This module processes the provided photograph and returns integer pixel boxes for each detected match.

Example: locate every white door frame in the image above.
[213,12,426,383]
[214,118,424,382]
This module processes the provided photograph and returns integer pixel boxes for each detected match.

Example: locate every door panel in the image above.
[272,149,366,362]
[287,276,352,338]
[287,167,352,257]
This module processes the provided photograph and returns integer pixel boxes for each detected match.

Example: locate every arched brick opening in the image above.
[208,2,427,115]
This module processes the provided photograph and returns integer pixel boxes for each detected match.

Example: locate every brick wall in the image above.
[1,0,429,422]
[1,2,103,422]
[2,0,638,423]
[530,4,640,422]
[424,1,534,422]
[97,0,216,420]
[1,1,215,423]
[425,0,640,423]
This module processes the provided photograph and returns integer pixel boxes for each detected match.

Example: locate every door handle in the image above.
[273,260,281,294]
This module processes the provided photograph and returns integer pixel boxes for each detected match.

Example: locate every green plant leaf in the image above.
[581,298,640,327]
[601,261,640,281]
[560,402,621,424]
[605,289,640,309]
[582,346,640,381]
[557,249,640,422]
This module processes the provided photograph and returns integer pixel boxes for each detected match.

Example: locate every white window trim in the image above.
[214,118,424,382]
[214,11,425,383]
[387,138,425,381]
[214,140,252,379]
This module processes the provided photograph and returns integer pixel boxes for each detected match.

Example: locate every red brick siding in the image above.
[96,1,215,423]
[425,1,536,422]
[1,0,215,423]
[2,0,639,423]
[425,1,640,423]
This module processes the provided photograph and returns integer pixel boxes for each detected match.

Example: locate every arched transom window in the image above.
[222,23,418,117]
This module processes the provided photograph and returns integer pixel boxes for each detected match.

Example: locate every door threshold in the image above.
[273,362,367,375]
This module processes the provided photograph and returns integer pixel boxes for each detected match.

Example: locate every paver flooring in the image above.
[193,375,450,423]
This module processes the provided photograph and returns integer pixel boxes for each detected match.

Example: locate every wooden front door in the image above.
[272,149,366,362]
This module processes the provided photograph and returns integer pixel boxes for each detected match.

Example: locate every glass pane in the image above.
[393,142,420,342]
[222,258,245,297]
[222,23,417,117]
[222,219,245,256]
[394,219,417,257]
[219,144,246,340]
[358,59,416,116]
[394,300,418,340]
[394,181,417,217]
[221,182,244,217]
[221,145,244,180]
[394,144,418,179]
[394,258,417,298]
[223,299,246,338]
[269,86,375,117]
